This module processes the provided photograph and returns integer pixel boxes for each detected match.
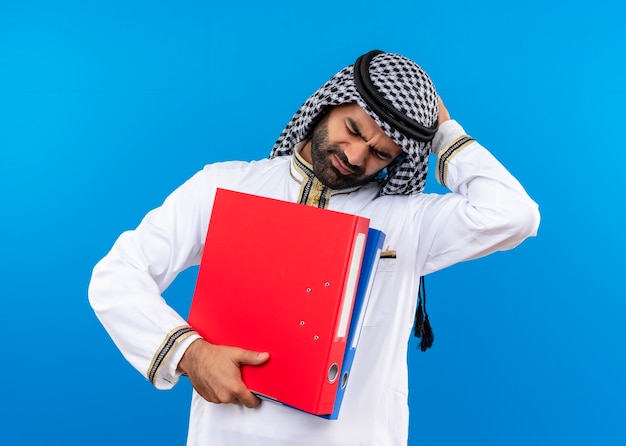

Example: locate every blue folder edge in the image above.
[321,227,386,420]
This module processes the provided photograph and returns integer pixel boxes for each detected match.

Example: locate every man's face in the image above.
[304,103,403,190]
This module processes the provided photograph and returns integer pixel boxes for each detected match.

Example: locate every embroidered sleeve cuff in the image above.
[435,135,476,188]
[147,325,201,390]
[430,119,466,155]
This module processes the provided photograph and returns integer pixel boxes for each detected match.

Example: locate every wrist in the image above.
[177,337,206,376]
[430,120,466,155]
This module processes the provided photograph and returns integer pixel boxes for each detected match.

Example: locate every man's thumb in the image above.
[238,350,270,366]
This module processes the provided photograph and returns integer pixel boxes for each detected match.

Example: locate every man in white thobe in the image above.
[88,50,540,445]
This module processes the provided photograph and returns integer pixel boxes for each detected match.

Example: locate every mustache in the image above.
[328,145,365,176]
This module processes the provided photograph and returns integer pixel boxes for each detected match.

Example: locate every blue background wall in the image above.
[1,1,624,444]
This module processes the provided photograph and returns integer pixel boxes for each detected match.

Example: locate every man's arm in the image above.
[88,164,267,406]
[412,98,540,274]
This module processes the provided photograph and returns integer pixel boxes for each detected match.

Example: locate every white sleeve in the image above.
[88,166,216,389]
[415,120,541,274]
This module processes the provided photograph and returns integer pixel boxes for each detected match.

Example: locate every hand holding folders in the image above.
[178,339,269,408]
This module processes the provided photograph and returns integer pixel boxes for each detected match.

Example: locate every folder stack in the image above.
[188,188,384,418]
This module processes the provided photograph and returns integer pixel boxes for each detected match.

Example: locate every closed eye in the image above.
[346,123,359,137]
[371,148,392,160]
[346,117,393,161]
[345,118,363,138]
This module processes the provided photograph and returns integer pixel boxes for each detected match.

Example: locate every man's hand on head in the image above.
[438,97,450,124]
[177,338,270,408]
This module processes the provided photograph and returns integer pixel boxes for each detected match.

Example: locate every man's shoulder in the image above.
[193,156,291,192]
[202,155,289,174]
[360,190,442,217]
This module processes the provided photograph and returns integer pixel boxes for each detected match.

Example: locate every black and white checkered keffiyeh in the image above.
[270,50,439,196]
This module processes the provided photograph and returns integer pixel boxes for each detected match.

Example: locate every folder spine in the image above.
[313,217,370,414]
[323,228,385,419]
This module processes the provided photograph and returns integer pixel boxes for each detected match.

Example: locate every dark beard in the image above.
[309,118,379,189]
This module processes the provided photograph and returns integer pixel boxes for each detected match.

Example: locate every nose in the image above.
[343,141,369,168]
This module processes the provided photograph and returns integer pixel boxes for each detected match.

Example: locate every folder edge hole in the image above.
[328,363,339,383]
[340,371,349,389]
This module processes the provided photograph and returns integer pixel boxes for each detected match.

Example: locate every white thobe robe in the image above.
[88,120,540,445]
